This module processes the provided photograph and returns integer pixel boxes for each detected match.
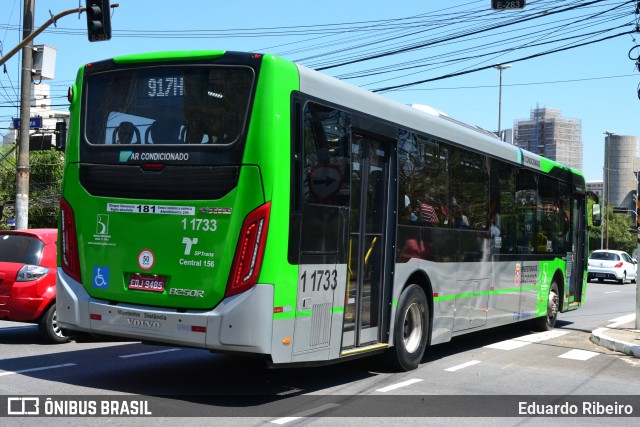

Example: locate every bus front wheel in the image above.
[534,280,559,331]
[388,284,429,371]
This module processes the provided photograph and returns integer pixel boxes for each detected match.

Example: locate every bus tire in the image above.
[388,284,429,371]
[38,303,70,344]
[534,280,559,331]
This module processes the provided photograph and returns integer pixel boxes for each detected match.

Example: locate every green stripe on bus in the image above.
[273,306,344,320]
[434,285,538,301]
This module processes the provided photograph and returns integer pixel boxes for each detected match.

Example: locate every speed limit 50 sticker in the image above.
[138,249,155,270]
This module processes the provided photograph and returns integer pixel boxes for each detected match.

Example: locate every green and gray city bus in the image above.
[57,50,587,371]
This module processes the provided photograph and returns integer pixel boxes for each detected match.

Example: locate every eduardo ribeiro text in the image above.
[519,400,633,416]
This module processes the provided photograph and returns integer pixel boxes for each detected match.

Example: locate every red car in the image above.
[0,228,69,343]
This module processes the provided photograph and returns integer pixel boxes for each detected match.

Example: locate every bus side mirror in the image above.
[592,204,601,227]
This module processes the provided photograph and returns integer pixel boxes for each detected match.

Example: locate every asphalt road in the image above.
[0,280,638,426]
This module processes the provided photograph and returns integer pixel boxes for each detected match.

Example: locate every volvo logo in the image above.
[126,318,161,328]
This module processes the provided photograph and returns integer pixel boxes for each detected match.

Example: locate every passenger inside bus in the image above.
[489,211,502,251]
[113,121,140,144]
[419,190,439,226]
[403,195,418,222]
[451,204,469,229]
[145,119,182,144]
[185,126,207,144]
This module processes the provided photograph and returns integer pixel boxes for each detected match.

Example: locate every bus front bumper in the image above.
[56,268,274,354]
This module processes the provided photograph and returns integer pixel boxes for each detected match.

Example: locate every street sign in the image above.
[308,165,343,201]
[492,0,526,9]
[12,117,43,129]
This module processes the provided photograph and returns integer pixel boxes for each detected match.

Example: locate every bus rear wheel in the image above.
[388,284,429,371]
[534,281,559,331]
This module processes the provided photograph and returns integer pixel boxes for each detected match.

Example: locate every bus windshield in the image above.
[84,66,254,146]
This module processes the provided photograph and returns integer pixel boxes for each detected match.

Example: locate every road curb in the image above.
[590,327,640,358]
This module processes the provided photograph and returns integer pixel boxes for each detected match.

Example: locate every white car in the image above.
[587,250,637,284]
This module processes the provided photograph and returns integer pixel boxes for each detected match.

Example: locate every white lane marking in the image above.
[271,417,299,425]
[485,340,530,350]
[607,313,636,328]
[0,363,76,377]
[515,330,569,343]
[558,349,599,361]
[271,403,340,424]
[485,330,569,350]
[445,360,482,372]
[277,388,303,396]
[118,348,181,358]
[604,291,621,294]
[375,378,423,392]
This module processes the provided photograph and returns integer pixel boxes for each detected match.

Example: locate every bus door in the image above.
[342,132,393,350]
[567,190,586,306]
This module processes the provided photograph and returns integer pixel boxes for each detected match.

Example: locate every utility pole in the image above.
[493,63,511,140]
[16,0,35,230]
[604,131,615,250]
[1,2,118,229]
[636,170,639,329]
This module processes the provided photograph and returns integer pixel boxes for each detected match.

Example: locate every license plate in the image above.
[596,273,607,278]
[128,273,166,293]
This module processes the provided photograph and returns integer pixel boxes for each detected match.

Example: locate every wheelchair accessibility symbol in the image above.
[93,266,110,289]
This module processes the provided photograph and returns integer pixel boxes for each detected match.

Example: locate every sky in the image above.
[1,0,639,182]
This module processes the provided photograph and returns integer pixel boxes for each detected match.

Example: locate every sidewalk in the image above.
[590,315,640,358]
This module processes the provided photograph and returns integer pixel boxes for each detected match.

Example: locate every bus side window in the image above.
[290,102,351,265]
[515,170,537,253]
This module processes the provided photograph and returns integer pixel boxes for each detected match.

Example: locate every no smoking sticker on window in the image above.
[138,249,155,271]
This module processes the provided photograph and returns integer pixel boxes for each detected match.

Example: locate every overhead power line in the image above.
[373,30,635,92]
[0,0,637,124]
[316,0,614,71]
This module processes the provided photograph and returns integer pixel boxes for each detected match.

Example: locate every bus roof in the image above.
[296,62,582,179]
[297,63,519,163]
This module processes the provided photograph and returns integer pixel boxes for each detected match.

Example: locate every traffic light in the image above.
[85,1,112,42]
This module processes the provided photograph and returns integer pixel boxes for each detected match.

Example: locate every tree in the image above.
[28,150,64,228]
[0,145,17,228]
[588,199,637,255]
[0,147,63,229]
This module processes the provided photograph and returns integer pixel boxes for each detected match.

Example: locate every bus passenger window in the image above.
[450,147,488,230]
[290,102,351,264]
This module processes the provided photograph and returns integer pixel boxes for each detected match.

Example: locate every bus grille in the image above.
[310,302,331,346]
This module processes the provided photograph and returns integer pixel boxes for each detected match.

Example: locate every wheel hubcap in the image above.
[403,302,423,353]
[52,310,64,338]
[547,289,558,321]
